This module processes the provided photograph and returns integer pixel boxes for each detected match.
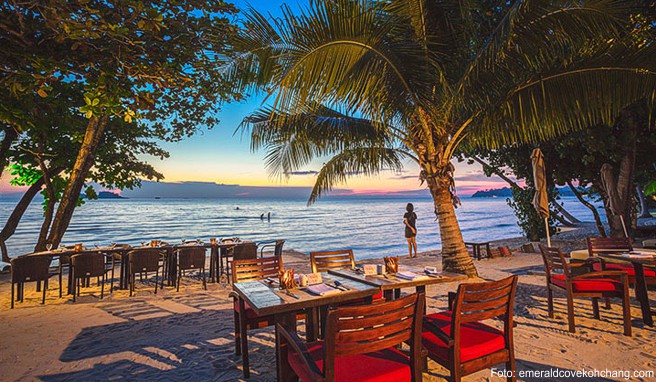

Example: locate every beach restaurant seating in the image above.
[128,248,163,297]
[258,239,285,258]
[539,245,631,336]
[310,249,356,273]
[225,242,258,278]
[10,255,53,309]
[278,292,424,382]
[70,252,113,302]
[230,256,308,379]
[587,237,656,285]
[422,275,518,382]
[175,247,207,292]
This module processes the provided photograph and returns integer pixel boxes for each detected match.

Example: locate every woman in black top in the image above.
[403,203,417,258]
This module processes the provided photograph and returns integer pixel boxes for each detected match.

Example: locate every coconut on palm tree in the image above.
[227,0,656,276]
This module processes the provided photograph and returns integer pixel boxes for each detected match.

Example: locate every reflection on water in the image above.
[0,196,602,260]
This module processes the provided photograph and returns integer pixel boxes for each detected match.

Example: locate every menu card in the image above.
[306,283,341,296]
[395,271,429,280]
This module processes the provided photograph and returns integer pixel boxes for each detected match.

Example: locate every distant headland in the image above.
[472,186,578,198]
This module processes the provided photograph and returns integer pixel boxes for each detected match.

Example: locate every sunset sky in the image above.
[0,0,511,197]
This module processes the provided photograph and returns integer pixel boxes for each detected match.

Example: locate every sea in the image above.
[0,195,604,264]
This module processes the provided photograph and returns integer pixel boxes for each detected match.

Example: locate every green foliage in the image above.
[506,187,557,241]
[8,164,41,186]
[646,180,656,197]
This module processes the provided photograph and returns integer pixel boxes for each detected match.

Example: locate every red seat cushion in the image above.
[602,263,656,278]
[550,274,623,292]
[373,290,383,300]
[234,299,262,320]
[288,340,412,382]
[422,312,505,363]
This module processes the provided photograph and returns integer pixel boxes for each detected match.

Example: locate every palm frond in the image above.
[308,147,407,205]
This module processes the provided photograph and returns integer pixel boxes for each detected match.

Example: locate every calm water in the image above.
[0,195,603,262]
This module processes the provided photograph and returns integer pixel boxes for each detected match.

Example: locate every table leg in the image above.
[275,312,297,382]
[209,246,217,283]
[167,249,176,286]
[384,289,394,301]
[485,243,491,259]
[67,262,74,295]
[634,263,653,327]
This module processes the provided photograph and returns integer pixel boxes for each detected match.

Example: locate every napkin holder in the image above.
[279,269,298,290]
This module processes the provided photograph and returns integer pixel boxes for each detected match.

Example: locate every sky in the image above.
[0,0,511,198]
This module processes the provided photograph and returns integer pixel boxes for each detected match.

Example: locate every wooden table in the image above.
[328,265,468,301]
[598,253,655,327]
[232,273,379,382]
[465,241,491,260]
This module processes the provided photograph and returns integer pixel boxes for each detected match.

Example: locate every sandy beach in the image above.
[0,237,654,381]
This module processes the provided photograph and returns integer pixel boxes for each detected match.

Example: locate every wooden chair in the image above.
[230,256,290,378]
[421,276,518,382]
[175,247,207,292]
[278,292,424,382]
[539,245,631,336]
[310,249,356,273]
[128,249,162,296]
[71,252,113,302]
[10,256,53,309]
[587,237,656,285]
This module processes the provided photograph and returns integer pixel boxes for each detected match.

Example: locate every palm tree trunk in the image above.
[426,173,478,277]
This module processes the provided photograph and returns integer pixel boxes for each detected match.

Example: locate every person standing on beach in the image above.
[403,203,417,258]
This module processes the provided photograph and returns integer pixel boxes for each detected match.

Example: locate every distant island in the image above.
[472,186,579,198]
[471,187,513,198]
[98,191,126,199]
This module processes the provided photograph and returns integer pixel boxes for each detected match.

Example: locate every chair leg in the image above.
[506,348,516,382]
[73,279,77,303]
[234,309,242,355]
[622,289,632,337]
[11,282,15,309]
[59,264,63,298]
[42,279,48,304]
[238,299,250,379]
[100,274,105,300]
[177,267,181,292]
[566,294,576,333]
[154,269,159,294]
[592,298,600,319]
[605,297,611,309]
[130,274,135,297]
[202,267,207,290]
[110,266,114,294]
[547,288,554,318]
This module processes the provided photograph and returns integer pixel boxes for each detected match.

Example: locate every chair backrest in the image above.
[128,249,162,273]
[71,253,106,278]
[323,293,424,381]
[11,256,52,283]
[273,240,285,257]
[232,242,258,261]
[451,276,517,341]
[539,245,571,279]
[310,249,356,273]
[176,247,206,270]
[232,256,283,283]
[587,237,632,257]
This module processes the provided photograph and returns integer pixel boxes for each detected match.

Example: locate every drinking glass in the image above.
[46,243,53,251]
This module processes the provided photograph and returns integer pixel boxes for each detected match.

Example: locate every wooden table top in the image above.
[232,273,379,317]
[598,252,656,266]
[328,265,467,290]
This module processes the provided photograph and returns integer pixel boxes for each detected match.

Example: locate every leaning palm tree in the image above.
[228,0,656,276]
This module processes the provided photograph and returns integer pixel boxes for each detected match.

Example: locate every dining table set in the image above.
[232,262,467,381]
[21,238,257,296]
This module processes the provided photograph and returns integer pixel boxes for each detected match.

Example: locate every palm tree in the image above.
[228,0,656,276]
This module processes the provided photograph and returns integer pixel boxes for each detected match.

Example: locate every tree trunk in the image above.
[0,178,45,262]
[636,184,651,218]
[46,116,108,247]
[426,171,478,277]
[0,127,18,179]
[35,156,57,252]
[567,180,606,237]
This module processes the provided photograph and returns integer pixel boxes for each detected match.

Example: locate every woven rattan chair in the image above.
[175,246,207,292]
[10,256,53,309]
[70,252,113,302]
[310,249,356,273]
[128,249,162,296]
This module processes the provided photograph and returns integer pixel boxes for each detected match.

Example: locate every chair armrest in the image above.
[276,323,324,381]
[228,291,239,300]
[422,318,454,347]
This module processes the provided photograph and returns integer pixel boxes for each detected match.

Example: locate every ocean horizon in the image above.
[0,194,604,263]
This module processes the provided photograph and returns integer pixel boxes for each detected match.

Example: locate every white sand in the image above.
[0,250,654,381]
